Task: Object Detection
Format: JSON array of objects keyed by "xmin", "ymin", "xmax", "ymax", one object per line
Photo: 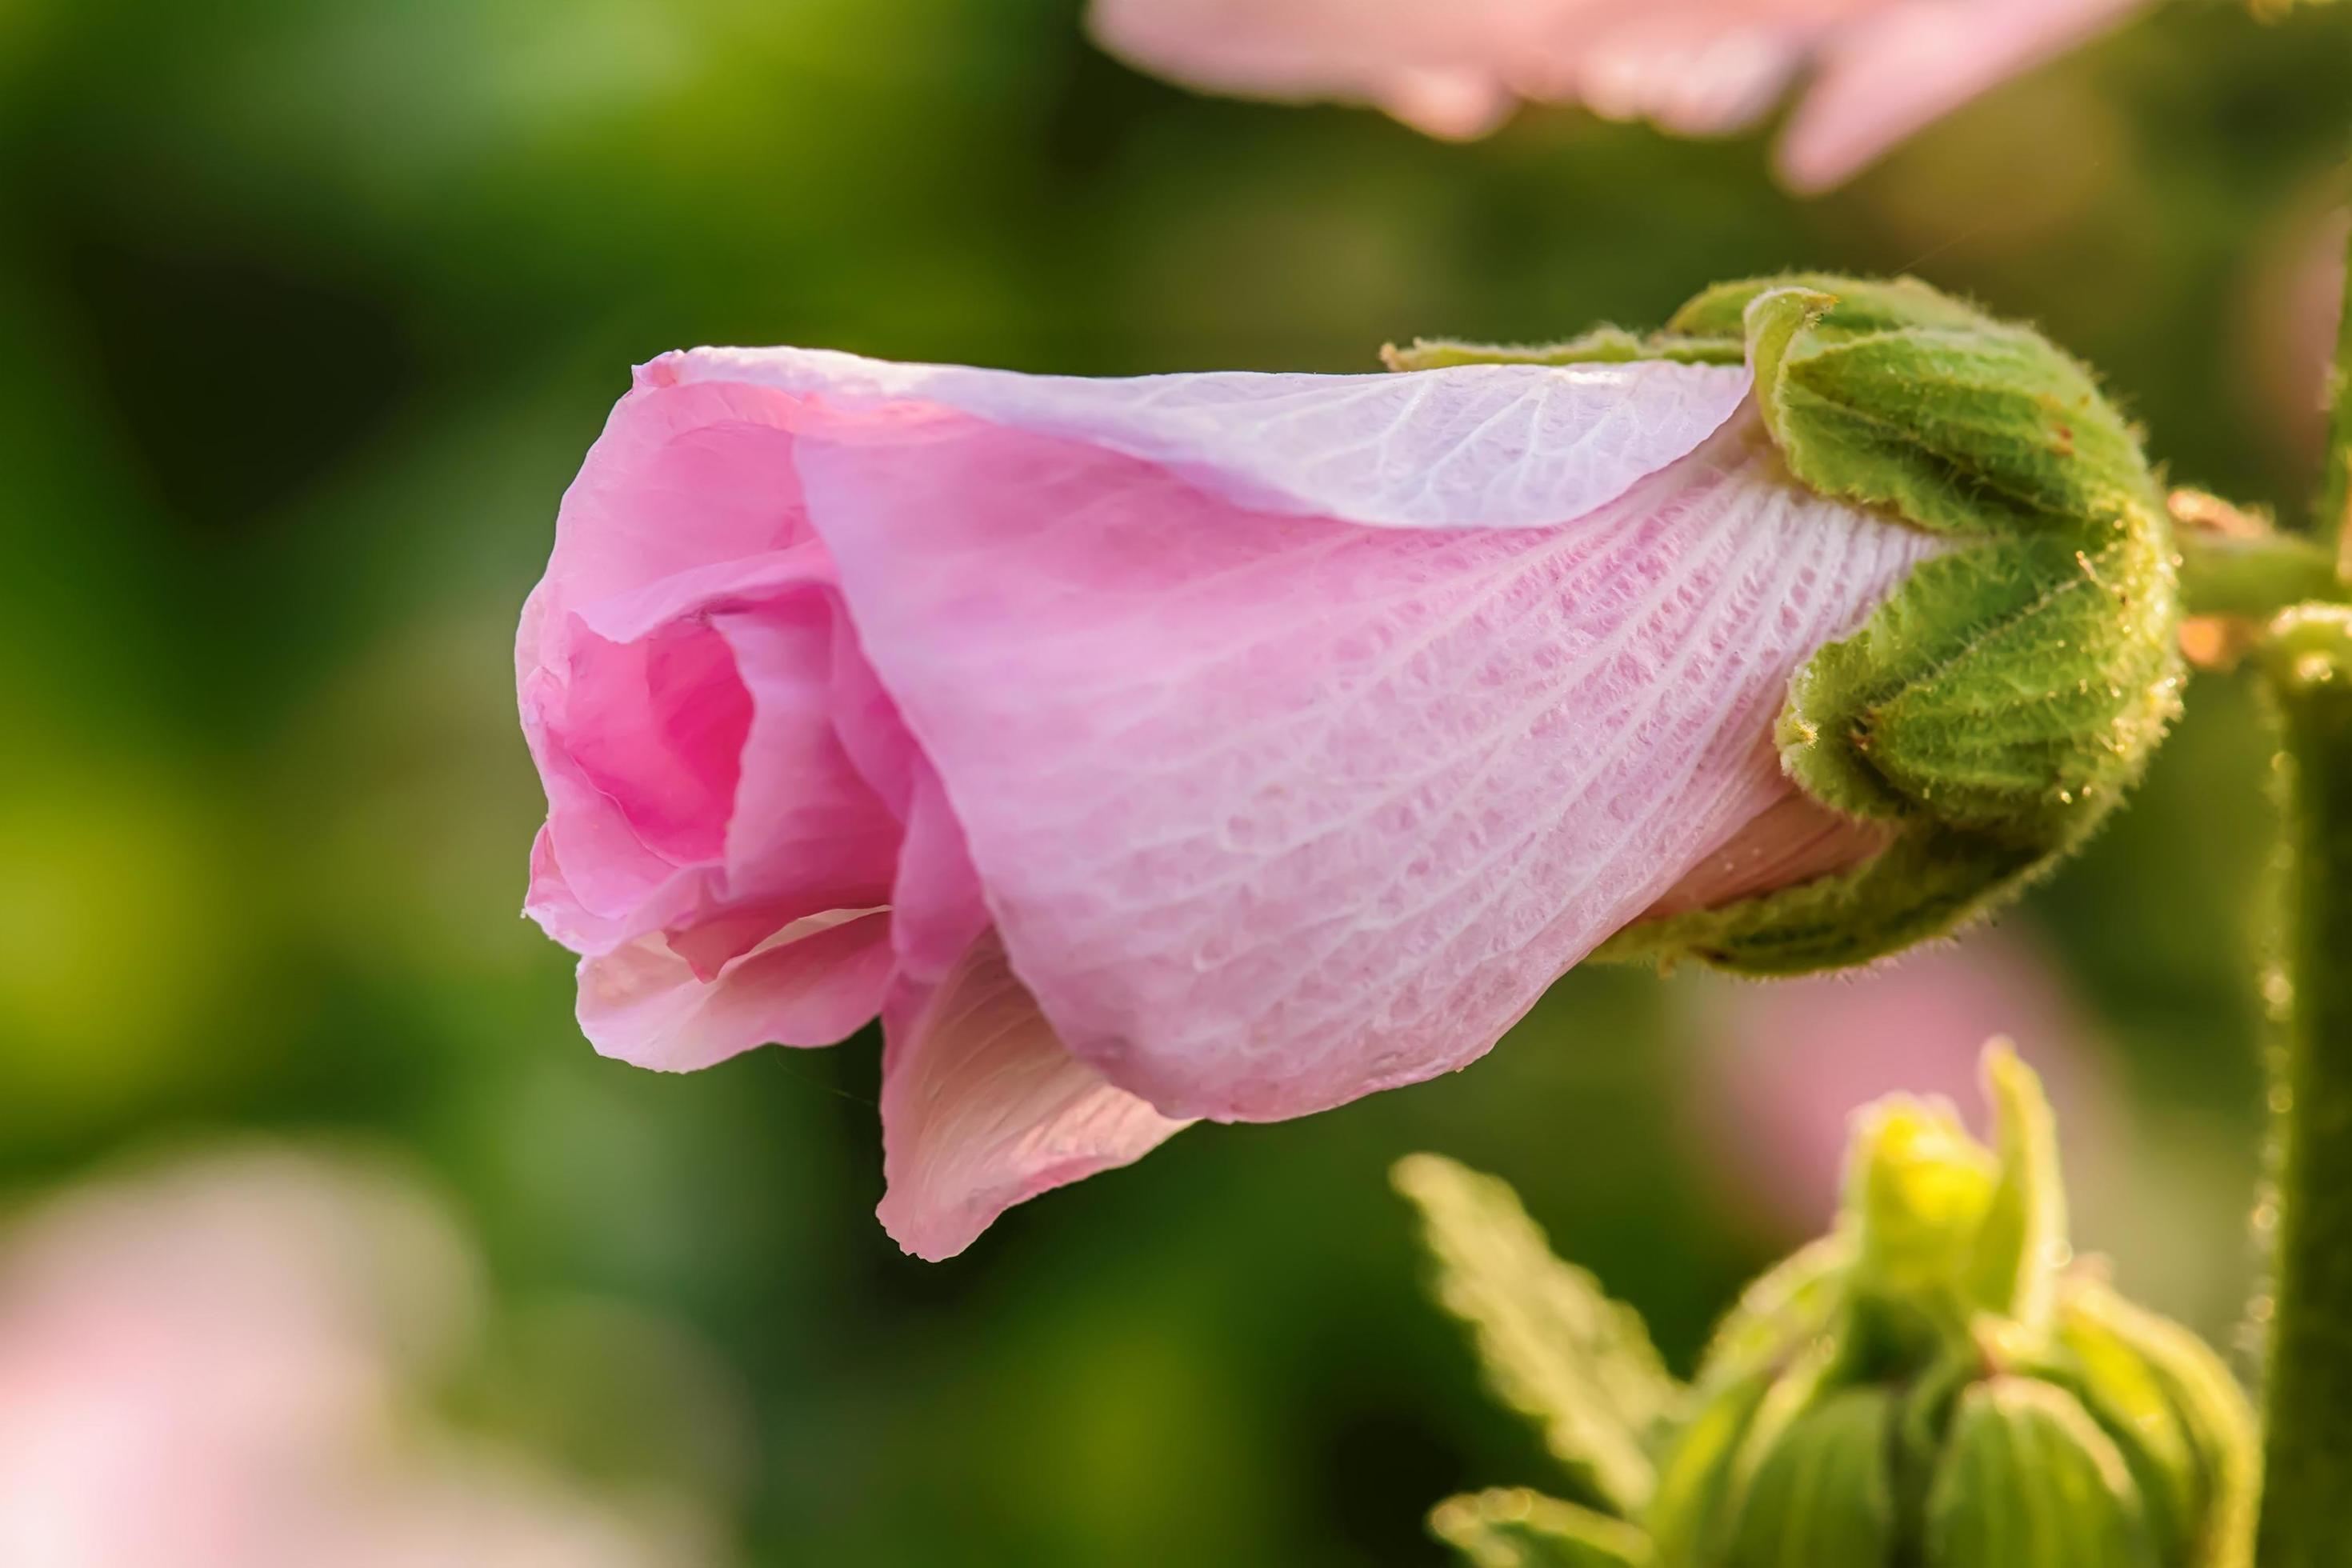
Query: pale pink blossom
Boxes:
[
  {"xmin": 518, "ymin": 346, "xmax": 1945, "ymax": 1258},
  {"xmin": 2244, "ymin": 203, "xmax": 2348, "ymax": 469},
  {"xmin": 1088, "ymin": 0, "xmax": 2147, "ymax": 191},
  {"xmin": 0, "ymin": 1150, "xmax": 720, "ymax": 1568}
]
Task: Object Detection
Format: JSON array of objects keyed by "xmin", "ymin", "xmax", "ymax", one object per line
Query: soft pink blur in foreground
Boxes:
[
  {"xmin": 518, "ymin": 347, "xmax": 1944, "ymax": 1257},
  {"xmin": 0, "ymin": 1150, "xmax": 722, "ymax": 1568},
  {"xmin": 1088, "ymin": 0, "xmax": 2146, "ymax": 191}
]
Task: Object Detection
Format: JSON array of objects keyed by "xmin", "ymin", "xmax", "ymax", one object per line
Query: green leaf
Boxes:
[
  {"xmin": 1381, "ymin": 326, "xmax": 1743, "ymax": 371},
  {"xmin": 1648, "ymin": 1366, "xmax": 1776, "ymax": 1568},
  {"xmin": 1430, "ymin": 1490, "xmax": 1653, "ymax": 1567},
  {"xmin": 1593, "ymin": 825, "xmax": 2041, "ymax": 977},
  {"xmin": 1966, "ymin": 1042, "xmax": 2066, "ymax": 1326},
  {"xmin": 1770, "ymin": 322, "xmax": 2150, "ymax": 537},
  {"xmin": 1669, "ymin": 274, "xmax": 1990, "ymax": 341},
  {"xmin": 1394, "ymin": 1155, "xmax": 1683, "ymax": 1512}
]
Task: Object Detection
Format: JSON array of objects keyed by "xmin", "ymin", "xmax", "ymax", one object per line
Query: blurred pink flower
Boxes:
[
  {"xmin": 1681, "ymin": 929, "xmax": 2117, "ymax": 1237},
  {"xmin": 0, "ymin": 1150, "xmax": 721, "ymax": 1568},
  {"xmin": 2244, "ymin": 203, "xmax": 2347, "ymax": 470},
  {"xmin": 518, "ymin": 347, "xmax": 1944, "ymax": 1258},
  {"xmin": 1088, "ymin": 0, "xmax": 2146, "ymax": 191}
]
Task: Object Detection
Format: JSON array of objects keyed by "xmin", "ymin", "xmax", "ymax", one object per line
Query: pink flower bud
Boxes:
[{"xmin": 516, "ymin": 347, "xmax": 1943, "ymax": 1256}]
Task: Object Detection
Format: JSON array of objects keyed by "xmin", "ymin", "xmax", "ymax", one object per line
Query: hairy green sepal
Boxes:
[
  {"xmin": 1417, "ymin": 275, "xmax": 2183, "ymax": 975},
  {"xmin": 1406, "ymin": 1048, "xmax": 2255, "ymax": 1568}
]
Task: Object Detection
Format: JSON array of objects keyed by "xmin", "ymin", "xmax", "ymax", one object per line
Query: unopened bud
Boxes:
[
  {"xmin": 1652, "ymin": 1047, "xmax": 2252, "ymax": 1567},
  {"xmin": 1580, "ymin": 275, "xmax": 2182, "ymax": 976}
]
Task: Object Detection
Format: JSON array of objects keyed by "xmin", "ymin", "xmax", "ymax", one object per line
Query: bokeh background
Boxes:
[{"xmin": 3, "ymin": 1, "xmax": 2348, "ymax": 1562}]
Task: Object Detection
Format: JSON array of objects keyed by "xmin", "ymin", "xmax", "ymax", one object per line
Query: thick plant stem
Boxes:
[
  {"xmin": 2254, "ymin": 611, "xmax": 2352, "ymax": 1568},
  {"xmin": 2178, "ymin": 530, "xmax": 2349, "ymax": 618},
  {"xmin": 2252, "ymin": 180, "xmax": 2352, "ymax": 1568}
]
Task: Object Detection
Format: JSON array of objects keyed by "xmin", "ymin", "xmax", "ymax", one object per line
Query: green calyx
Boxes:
[
  {"xmin": 1404, "ymin": 1046, "xmax": 2256, "ymax": 1568},
  {"xmin": 1408, "ymin": 274, "xmax": 2184, "ymax": 977}
]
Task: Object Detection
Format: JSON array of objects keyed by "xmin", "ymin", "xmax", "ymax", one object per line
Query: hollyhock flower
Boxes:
[
  {"xmin": 0, "ymin": 1150, "xmax": 722, "ymax": 1568},
  {"xmin": 518, "ymin": 276, "xmax": 2179, "ymax": 1258},
  {"xmin": 1086, "ymin": 0, "xmax": 2147, "ymax": 191}
]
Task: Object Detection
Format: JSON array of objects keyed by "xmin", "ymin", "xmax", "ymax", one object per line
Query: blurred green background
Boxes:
[{"xmin": 2, "ymin": 1, "xmax": 2347, "ymax": 1561}]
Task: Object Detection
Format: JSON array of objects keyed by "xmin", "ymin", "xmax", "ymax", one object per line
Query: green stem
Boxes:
[
  {"xmin": 2178, "ymin": 532, "xmax": 2349, "ymax": 619},
  {"xmin": 2254, "ymin": 611, "xmax": 2352, "ymax": 1568},
  {"xmin": 2251, "ymin": 169, "xmax": 2352, "ymax": 1568}
]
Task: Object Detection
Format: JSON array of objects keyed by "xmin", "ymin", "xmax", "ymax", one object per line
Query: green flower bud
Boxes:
[
  {"xmin": 1723, "ymin": 1386, "xmax": 1898, "ymax": 1567},
  {"xmin": 1652, "ymin": 1046, "xmax": 2253, "ymax": 1568},
  {"xmin": 1405, "ymin": 1046, "xmax": 2254, "ymax": 1568},
  {"xmin": 1418, "ymin": 275, "xmax": 2186, "ymax": 977}
]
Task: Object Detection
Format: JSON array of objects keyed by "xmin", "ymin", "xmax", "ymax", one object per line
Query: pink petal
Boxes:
[
  {"xmin": 707, "ymin": 600, "xmax": 906, "ymax": 926},
  {"xmin": 1774, "ymin": 0, "xmax": 2148, "ymax": 192},
  {"xmin": 522, "ymin": 384, "xmax": 819, "ymax": 637},
  {"xmin": 1089, "ymin": 0, "xmax": 1530, "ymax": 115},
  {"xmin": 1641, "ymin": 778, "xmax": 1895, "ymax": 920},
  {"xmin": 638, "ymin": 349, "xmax": 1754, "ymax": 530},
  {"xmin": 549, "ymin": 613, "xmax": 750, "ymax": 869},
  {"xmin": 1086, "ymin": 0, "xmax": 1850, "ymax": 138},
  {"xmin": 521, "ymin": 489, "xmax": 906, "ymax": 966},
  {"xmin": 785, "ymin": 397, "xmax": 1941, "ymax": 1119},
  {"xmin": 878, "ymin": 933, "xmax": 1191, "ymax": 1262},
  {"xmin": 1089, "ymin": 0, "xmax": 2138, "ymax": 192},
  {"xmin": 577, "ymin": 910, "xmax": 894, "ymax": 1070},
  {"xmin": 1533, "ymin": 11, "xmax": 1821, "ymax": 136},
  {"xmin": 1376, "ymin": 68, "xmax": 1518, "ymax": 141}
]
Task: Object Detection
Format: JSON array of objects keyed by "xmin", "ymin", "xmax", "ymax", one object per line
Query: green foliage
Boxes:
[
  {"xmin": 1410, "ymin": 1050, "xmax": 2258, "ymax": 1568},
  {"xmin": 1383, "ymin": 330, "xmax": 1743, "ymax": 369},
  {"xmin": 1393, "ymin": 1154, "xmax": 1683, "ymax": 1514},
  {"xmin": 1967, "ymin": 1044, "xmax": 2067, "ymax": 1330},
  {"xmin": 1430, "ymin": 1490, "xmax": 1653, "ymax": 1567},
  {"xmin": 1594, "ymin": 276, "xmax": 2184, "ymax": 976}
]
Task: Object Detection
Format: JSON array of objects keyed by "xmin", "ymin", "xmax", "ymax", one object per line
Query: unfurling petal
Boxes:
[
  {"xmin": 878, "ymin": 934, "xmax": 1192, "ymax": 1261},
  {"xmin": 577, "ymin": 910, "xmax": 894, "ymax": 1071}
]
